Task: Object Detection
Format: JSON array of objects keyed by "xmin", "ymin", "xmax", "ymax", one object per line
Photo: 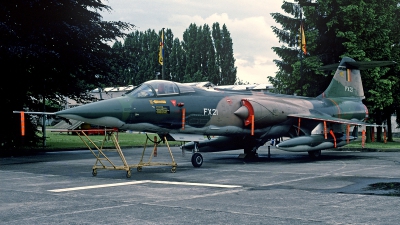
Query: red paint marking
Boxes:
[
  {"xmin": 327, "ymin": 98, "xmax": 341, "ymax": 118},
  {"xmin": 241, "ymin": 99, "xmax": 254, "ymax": 126},
  {"xmin": 181, "ymin": 108, "xmax": 186, "ymax": 130},
  {"xmin": 251, "ymin": 115, "xmax": 254, "ymax": 136}
]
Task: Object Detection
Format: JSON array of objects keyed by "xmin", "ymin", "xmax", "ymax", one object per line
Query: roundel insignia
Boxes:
[{"xmin": 171, "ymin": 100, "xmax": 177, "ymax": 107}]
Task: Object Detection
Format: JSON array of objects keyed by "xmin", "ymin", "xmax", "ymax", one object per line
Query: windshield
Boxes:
[
  {"xmin": 127, "ymin": 80, "xmax": 195, "ymax": 97},
  {"xmin": 148, "ymin": 80, "xmax": 179, "ymax": 95},
  {"xmin": 127, "ymin": 84, "xmax": 155, "ymax": 97}
]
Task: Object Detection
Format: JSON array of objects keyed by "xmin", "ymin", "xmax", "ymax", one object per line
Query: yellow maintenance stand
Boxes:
[{"xmin": 73, "ymin": 129, "xmax": 177, "ymax": 178}]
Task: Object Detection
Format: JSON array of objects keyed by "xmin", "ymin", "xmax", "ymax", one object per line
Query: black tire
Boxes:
[
  {"xmin": 308, "ymin": 150, "xmax": 321, "ymax": 159},
  {"xmin": 191, "ymin": 153, "xmax": 203, "ymax": 167}
]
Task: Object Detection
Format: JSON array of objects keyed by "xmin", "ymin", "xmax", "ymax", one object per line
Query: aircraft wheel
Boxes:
[
  {"xmin": 308, "ymin": 150, "xmax": 321, "ymax": 159},
  {"xmin": 191, "ymin": 153, "xmax": 203, "ymax": 168},
  {"xmin": 171, "ymin": 167, "xmax": 176, "ymax": 173},
  {"xmin": 92, "ymin": 169, "xmax": 97, "ymax": 176},
  {"xmin": 126, "ymin": 170, "xmax": 132, "ymax": 178},
  {"xmin": 137, "ymin": 167, "xmax": 142, "ymax": 172}
]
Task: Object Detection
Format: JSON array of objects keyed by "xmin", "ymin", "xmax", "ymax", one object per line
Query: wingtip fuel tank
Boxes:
[{"xmin": 276, "ymin": 135, "xmax": 357, "ymax": 152}]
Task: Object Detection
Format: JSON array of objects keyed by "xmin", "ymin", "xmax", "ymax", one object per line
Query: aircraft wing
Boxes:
[
  {"xmin": 287, "ymin": 114, "xmax": 379, "ymax": 126},
  {"xmin": 13, "ymin": 111, "xmax": 56, "ymax": 115}
]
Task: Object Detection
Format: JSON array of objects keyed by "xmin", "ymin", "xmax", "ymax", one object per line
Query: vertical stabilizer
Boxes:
[{"xmin": 319, "ymin": 57, "xmax": 364, "ymax": 99}]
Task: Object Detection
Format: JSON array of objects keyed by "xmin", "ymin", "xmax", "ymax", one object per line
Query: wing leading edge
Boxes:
[{"xmin": 287, "ymin": 114, "xmax": 379, "ymax": 127}]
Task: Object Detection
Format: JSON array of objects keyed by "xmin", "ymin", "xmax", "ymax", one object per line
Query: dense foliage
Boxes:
[
  {"xmin": 270, "ymin": 0, "xmax": 400, "ymax": 141},
  {"xmin": 0, "ymin": 0, "xmax": 133, "ymax": 153},
  {"xmin": 110, "ymin": 23, "xmax": 237, "ymax": 86}
]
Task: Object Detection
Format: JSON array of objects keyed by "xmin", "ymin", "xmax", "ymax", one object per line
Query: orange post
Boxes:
[
  {"xmin": 20, "ymin": 112, "xmax": 25, "ymax": 136},
  {"xmin": 361, "ymin": 130, "xmax": 366, "ymax": 148},
  {"xmin": 383, "ymin": 127, "xmax": 387, "ymax": 144},
  {"xmin": 346, "ymin": 124, "xmax": 350, "ymax": 144},
  {"xmin": 324, "ymin": 121, "xmax": 327, "ymax": 139},
  {"xmin": 371, "ymin": 127, "xmax": 375, "ymax": 142}
]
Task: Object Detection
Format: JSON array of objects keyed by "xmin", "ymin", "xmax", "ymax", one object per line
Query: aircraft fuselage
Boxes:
[{"xmin": 56, "ymin": 80, "xmax": 367, "ymax": 142}]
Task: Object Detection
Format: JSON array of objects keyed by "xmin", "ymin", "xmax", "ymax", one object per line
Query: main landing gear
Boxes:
[
  {"xmin": 308, "ymin": 150, "xmax": 321, "ymax": 159},
  {"xmin": 240, "ymin": 146, "xmax": 259, "ymax": 159}
]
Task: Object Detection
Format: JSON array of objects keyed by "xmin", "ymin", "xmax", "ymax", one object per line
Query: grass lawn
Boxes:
[
  {"xmin": 39, "ymin": 129, "xmax": 400, "ymax": 152},
  {"xmin": 41, "ymin": 130, "xmax": 182, "ymax": 151},
  {"xmin": 338, "ymin": 137, "xmax": 400, "ymax": 151}
]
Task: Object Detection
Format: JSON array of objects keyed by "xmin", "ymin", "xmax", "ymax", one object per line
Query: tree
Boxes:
[
  {"xmin": 326, "ymin": 0, "xmax": 399, "ymax": 141},
  {"xmin": 212, "ymin": 23, "xmax": 237, "ymax": 85},
  {"xmin": 113, "ymin": 23, "xmax": 237, "ymax": 85},
  {"xmin": 270, "ymin": 1, "xmax": 330, "ymax": 97},
  {"xmin": 270, "ymin": 0, "xmax": 400, "ymax": 141},
  {"xmin": 182, "ymin": 23, "xmax": 203, "ymax": 81},
  {"xmin": 0, "ymin": 0, "xmax": 133, "ymax": 153},
  {"xmin": 163, "ymin": 29, "xmax": 174, "ymax": 81},
  {"xmin": 169, "ymin": 38, "xmax": 186, "ymax": 82}
]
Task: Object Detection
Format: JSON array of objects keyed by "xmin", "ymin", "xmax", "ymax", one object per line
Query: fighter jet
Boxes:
[{"xmin": 55, "ymin": 57, "xmax": 395, "ymax": 167}]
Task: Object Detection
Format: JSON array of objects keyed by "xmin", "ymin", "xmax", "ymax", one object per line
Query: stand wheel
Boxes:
[
  {"xmin": 137, "ymin": 167, "xmax": 142, "ymax": 172},
  {"xmin": 191, "ymin": 153, "xmax": 203, "ymax": 167},
  {"xmin": 92, "ymin": 169, "xmax": 97, "ymax": 176},
  {"xmin": 171, "ymin": 167, "xmax": 177, "ymax": 173},
  {"xmin": 126, "ymin": 170, "xmax": 132, "ymax": 178}
]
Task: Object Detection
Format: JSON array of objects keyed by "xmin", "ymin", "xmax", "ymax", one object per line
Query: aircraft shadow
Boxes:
[{"xmin": 206, "ymin": 152, "xmax": 368, "ymax": 165}]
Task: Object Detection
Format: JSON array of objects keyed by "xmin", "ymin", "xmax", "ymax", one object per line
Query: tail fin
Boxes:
[
  {"xmin": 318, "ymin": 57, "xmax": 396, "ymax": 99},
  {"xmin": 319, "ymin": 57, "xmax": 364, "ymax": 99}
]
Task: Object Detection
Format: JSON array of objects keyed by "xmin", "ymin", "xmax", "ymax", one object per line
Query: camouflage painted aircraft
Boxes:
[{"xmin": 55, "ymin": 57, "xmax": 395, "ymax": 167}]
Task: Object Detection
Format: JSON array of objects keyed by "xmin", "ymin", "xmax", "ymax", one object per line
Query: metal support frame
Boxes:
[
  {"xmin": 136, "ymin": 135, "xmax": 177, "ymax": 173},
  {"xmin": 73, "ymin": 130, "xmax": 177, "ymax": 178}
]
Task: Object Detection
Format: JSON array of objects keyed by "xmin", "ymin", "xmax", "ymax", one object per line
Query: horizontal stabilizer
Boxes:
[{"xmin": 319, "ymin": 61, "xmax": 396, "ymax": 71}]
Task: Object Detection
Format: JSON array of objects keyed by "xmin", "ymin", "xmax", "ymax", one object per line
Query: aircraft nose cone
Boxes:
[
  {"xmin": 55, "ymin": 98, "xmax": 126, "ymax": 127},
  {"xmin": 234, "ymin": 106, "xmax": 249, "ymax": 119}
]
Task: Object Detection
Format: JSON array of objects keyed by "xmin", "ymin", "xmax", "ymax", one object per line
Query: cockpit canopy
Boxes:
[{"xmin": 127, "ymin": 80, "xmax": 195, "ymax": 98}]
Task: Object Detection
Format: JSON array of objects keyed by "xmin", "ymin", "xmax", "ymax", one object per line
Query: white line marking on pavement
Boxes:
[
  {"xmin": 48, "ymin": 180, "xmax": 148, "ymax": 192},
  {"xmin": 48, "ymin": 180, "xmax": 242, "ymax": 192},
  {"xmin": 149, "ymin": 180, "xmax": 242, "ymax": 188}
]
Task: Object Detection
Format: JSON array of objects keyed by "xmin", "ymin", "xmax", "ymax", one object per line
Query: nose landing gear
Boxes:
[
  {"xmin": 191, "ymin": 152, "xmax": 203, "ymax": 167},
  {"xmin": 190, "ymin": 142, "xmax": 203, "ymax": 167}
]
